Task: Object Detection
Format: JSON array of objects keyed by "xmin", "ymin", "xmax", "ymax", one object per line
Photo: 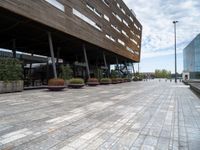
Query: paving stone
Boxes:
[{"xmin": 0, "ymin": 81, "xmax": 199, "ymax": 149}]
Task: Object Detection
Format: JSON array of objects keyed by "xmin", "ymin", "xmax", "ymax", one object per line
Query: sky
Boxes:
[{"xmin": 124, "ymin": 0, "xmax": 200, "ymax": 73}]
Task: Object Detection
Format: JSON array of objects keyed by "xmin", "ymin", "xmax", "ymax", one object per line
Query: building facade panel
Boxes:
[
  {"xmin": 183, "ymin": 34, "xmax": 200, "ymax": 79},
  {"xmin": 0, "ymin": 0, "xmax": 142, "ymax": 62}
]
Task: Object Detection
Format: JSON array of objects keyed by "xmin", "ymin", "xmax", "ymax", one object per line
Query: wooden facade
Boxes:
[{"xmin": 0, "ymin": 0, "xmax": 142, "ymax": 62}]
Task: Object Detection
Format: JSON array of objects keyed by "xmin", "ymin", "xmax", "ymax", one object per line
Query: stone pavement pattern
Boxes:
[{"xmin": 0, "ymin": 80, "xmax": 200, "ymax": 150}]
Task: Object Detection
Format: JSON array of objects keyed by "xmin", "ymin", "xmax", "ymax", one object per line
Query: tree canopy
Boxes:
[{"xmin": 155, "ymin": 69, "xmax": 171, "ymax": 79}]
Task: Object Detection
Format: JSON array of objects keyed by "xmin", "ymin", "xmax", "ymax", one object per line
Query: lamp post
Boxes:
[{"xmin": 173, "ymin": 21, "xmax": 178, "ymax": 83}]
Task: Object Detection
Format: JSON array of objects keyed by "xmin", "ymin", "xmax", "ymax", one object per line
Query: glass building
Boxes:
[{"xmin": 183, "ymin": 34, "xmax": 200, "ymax": 79}]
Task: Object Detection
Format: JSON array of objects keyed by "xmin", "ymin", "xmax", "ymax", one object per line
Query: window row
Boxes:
[
  {"xmin": 114, "ymin": 0, "xmax": 141, "ymax": 31},
  {"xmin": 131, "ymin": 30, "xmax": 141, "ymax": 39},
  {"xmin": 101, "ymin": 0, "xmax": 110, "ymax": 7},
  {"xmin": 111, "ymin": 23, "xmax": 140, "ymax": 42},
  {"xmin": 117, "ymin": 3, "xmax": 126, "ymax": 15},
  {"xmin": 45, "ymin": 0, "xmax": 141, "ymax": 33},
  {"xmin": 45, "ymin": 0, "xmax": 65, "ymax": 12},
  {"xmin": 86, "ymin": 3, "xmax": 102, "ymax": 18},
  {"xmin": 72, "ymin": 8, "xmax": 102, "ymax": 31},
  {"xmin": 73, "ymin": 8, "xmax": 140, "ymax": 48},
  {"xmin": 85, "ymin": 2, "xmax": 140, "ymax": 39},
  {"xmin": 112, "ymin": 10, "xmax": 141, "ymax": 32},
  {"xmin": 105, "ymin": 33, "xmax": 140, "ymax": 55}
]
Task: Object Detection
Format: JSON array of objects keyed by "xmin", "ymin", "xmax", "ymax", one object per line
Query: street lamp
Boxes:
[{"xmin": 173, "ymin": 21, "xmax": 178, "ymax": 83}]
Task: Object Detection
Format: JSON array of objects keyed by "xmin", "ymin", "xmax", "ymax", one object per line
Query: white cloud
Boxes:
[
  {"xmin": 124, "ymin": 0, "xmax": 200, "ymax": 59},
  {"xmin": 142, "ymin": 49, "xmax": 182, "ymax": 59}
]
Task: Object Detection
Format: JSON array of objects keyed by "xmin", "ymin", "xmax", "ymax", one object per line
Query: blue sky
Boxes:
[{"xmin": 124, "ymin": 0, "xmax": 200, "ymax": 73}]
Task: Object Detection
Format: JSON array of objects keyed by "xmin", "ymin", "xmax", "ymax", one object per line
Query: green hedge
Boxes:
[
  {"xmin": 0, "ymin": 58, "xmax": 23, "ymax": 81},
  {"xmin": 100, "ymin": 78, "xmax": 111, "ymax": 84},
  {"xmin": 69, "ymin": 78, "xmax": 84, "ymax": 84}
]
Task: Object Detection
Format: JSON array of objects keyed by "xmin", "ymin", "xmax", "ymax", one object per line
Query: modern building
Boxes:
[
  {"xmin": 183, "ymin": 34, "xmax": 200, "ymax": 80},
  {"xmin": 0, "ymin": 0, "xmax": 142, "ymax": 82}
]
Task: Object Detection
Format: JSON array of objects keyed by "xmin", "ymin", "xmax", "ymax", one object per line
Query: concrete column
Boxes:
[
  {"xmin": 12, "ymin": 39, "xmax": 16, "ymax": 58},
  {"xmin": 125, "ymin": 61, "xmax": 128, "ymax": 74},
  {"xmin": 116, "ymin": 56, "xmax": 120, "ymax": 76},
  {"xmin": 83, "ymin": 44, "xmax": 90, "ymax": 78},
  {"xmin": 56, "ymin": 47, "xmax": 60, "ymax": 65},
  {"xmin": 103, "ymin": 52, "xmax": 108, "ymax": 69},
  {"xmin": 103, "ymin": 52, "xmax": 109, "ymax": 77},
  {"xmin": 29, "ymin": 53, "xmax": 34, "ymax": 77},
  {"xmin": 47, "ymin": 32, "xmax": 57, "ymax": 79},
  {"xmin": 131, "ymin": 63, "xmax": 135, "ymax": 75},
  {"xmin": 46, "ymin": 58, "xmax": 49, "ymax": 81}
]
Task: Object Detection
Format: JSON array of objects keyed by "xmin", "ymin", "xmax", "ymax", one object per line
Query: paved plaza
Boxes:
[{"xmin": 0, "ymin": 80, "xmax": 200, "ymax": 150}]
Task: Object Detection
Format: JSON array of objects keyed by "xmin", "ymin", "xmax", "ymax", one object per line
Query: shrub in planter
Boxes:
[
  {"xmin": 116, "ymin": 78, "xmax": 123, "ymax": 83},
  {"xmin": 111, "ymin": 78, "xmax": 118, "ymax": 84},
  {"xmin": 68, "ymin": 78, "xmax": 85, "ymax": 88},
  {"xmin": 87, "ymin": 78, "xmax": 99, "ymax": 86},
  {"xmin": 100, "ymin": 78, "xmax": 111, "ymax": 85},
  {"xmin": 48, "ymin": 78, "xmax": 65, "ymax": 91},
  {"xmin": 133, "ymin": 76, "xmax": 140, "ymax": 81},
  {"xmin": 0, "ymin": 58, "xmax": 23, "ymax": 93},
  {"xmin": 59, "ymin": 64, "xmax": 73, "ymax": 86},
  {"xmin": 110, "ymin": 70, "xmax": 119, "ymax": 78},
  {"xmin": 111, "ymin": 78, "xmax": 124, "ymax": 84},
  {"xmin": 133, "ymin": 72, "xmax": 144, "ymax": 81},
  {"xmin": 124, "ymin": 78, "xmax": 132, "ymax": 82},
  {"xmin": 94, "ymin": 68, "xmax": 103, "ymax": 80}
]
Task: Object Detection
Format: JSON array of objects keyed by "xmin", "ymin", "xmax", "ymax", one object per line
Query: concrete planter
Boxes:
[
  {"xmin": 0, "ymin": 81, "xmax": 4, "ymax": 93},
  {"xmin": 16, "ymin": 80, "xmax": 24, "ymax": 92},
  {"xmin": 100, "ymin": 82, "xmax": 110, "ymax": 85},
  {"xmin": 68, "ymin": 84, "xmax": 85, "ymax": 88},
  {"xmin": 111, "ymin": 78, "xmax": 118, "ymax": 84},
  {"xmin": 47, "ymin": 86, "xmax": 65, "ymax": 91},
  {"xmin": 64, "ymin": 80, "xmax": 70, "ymax": 87},
  {"xmin": 0, "ymin": 80, "xmax": 24, "ymax": 94},
  {"xmin": 100, "ymin": 78, "xmax": 111, "ymax": 85},
  {"xmin": 87, "ymin": 78, "xmax": 99, "ymax": 86},
  {"xmin": 87, "ymin": 82, "xmax": 99, "ymax": 86}
]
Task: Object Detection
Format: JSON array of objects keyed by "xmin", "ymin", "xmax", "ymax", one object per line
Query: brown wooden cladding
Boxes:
[{"xmin": 0, "ymin": 0, "xmax": 142, "ymax": 62}]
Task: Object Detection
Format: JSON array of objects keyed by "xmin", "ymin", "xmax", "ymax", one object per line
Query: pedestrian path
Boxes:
[{"xmin": 0, "ymin": 81, "xmax": 199, "ymax": 150}]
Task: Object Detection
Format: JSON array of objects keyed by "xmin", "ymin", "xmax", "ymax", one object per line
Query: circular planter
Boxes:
[
  {"xmin": 47, "ymin": 86, "xmax": 66, "ymax": 91},
  {"xmin": 111, "ymin": 79, "xmax": 118, "ymax": 84},
  {"xmin": 112, "ymin": 81, "xmax": 118, "ymax": 84},
  {"xmin": 68, "ymin": 84, "xmax": 85, "ymax": 88},
  {"xmin": 48, "ymin": 78, "xmax": 65, "ymax": 91},
  {"xmin": 100, "ymin": 78, "xmax": 111, "ymax": 85},
  {"xmin": 125, "ymin": 79, "xmax": 131, "ymax": 82},
  {"xmin": 87, "ymin": 78, "xmax": 99, "ymax": 86},
  {"xmin": 87, "ymin": 82, "xmax": 99, "ymax": 86},
  {"xmin": 100, "ymin": 82, "xmax": 110, "ymax": 85}
]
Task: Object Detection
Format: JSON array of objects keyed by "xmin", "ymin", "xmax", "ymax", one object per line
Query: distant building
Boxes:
[{"xmin": 183, "ymin": 34, "xmax": 200, "ymax": 80}]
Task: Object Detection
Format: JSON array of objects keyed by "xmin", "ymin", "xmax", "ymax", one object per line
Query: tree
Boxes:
[
  {"xmin": 154, "ymin": 69, "xmax": 171, "ymax": 78},
  {"xmin": 59, "ymin": 64, "xmax": 73, "ymax": 80}
]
